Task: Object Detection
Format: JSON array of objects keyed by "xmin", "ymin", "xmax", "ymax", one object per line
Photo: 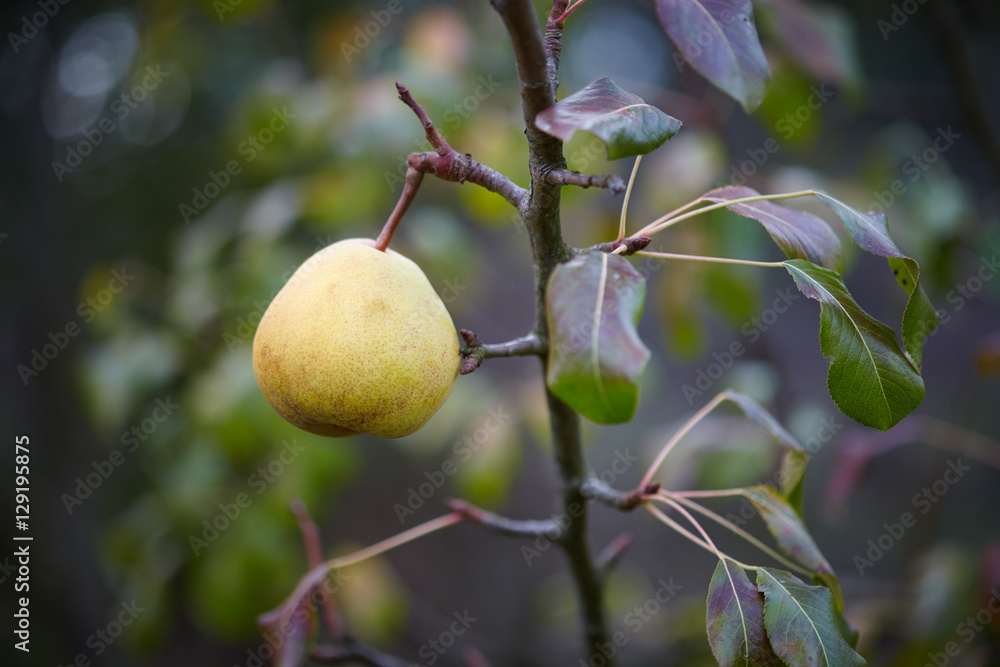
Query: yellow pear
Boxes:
[{"xmin": 253, "ymin": 238, "xmax": 459, "ymax": 438}]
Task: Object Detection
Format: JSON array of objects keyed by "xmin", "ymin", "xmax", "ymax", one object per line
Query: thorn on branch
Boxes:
[
  {"xmin": 545, "ymin": 168, "xmax": 627, "ymax": 194},
  {"xmin": 590, "ymin": 236, "xmax": 652, "ymax": 256}
]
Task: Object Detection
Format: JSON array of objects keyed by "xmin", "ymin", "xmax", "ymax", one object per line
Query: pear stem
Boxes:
[{"xmin": 373, "ymin": 167, "xmax": 424, "ymax": 252}]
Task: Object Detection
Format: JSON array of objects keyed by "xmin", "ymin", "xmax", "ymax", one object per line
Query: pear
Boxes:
[{"xmin": 253, "ymin": 238, "xmax": 460, "ymax": 438}]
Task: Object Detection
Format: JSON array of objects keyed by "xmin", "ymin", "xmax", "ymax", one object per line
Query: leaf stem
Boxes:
[
  {"xmin": 662, "ymin": 493, "xmax": 813, "ymax": 577},
  {"xmin": 616, "ymin": 155, "xmax": 642, "ymax": 243},
  {"xmin": 643, "ymin": 503, "xmax": 757, "ymax": 571},
  {"xmin": 636, "ymin": 190, "xmax": 817, "ymax": 237},
  {"xmin": 634, "ymin": 251, "xmax": 787, "ymax": 268},
  {"xmin": 639, "ymin": 392, "xmax": 729, "ymax": 488}
]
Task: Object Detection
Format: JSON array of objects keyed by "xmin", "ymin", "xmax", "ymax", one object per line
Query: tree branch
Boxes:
[
  {"xmin": 446, "ymin": 499, "xmax": 562, "ymax": 538},
  {"xmin": 489, "ymin": 0, "xmax": 614, "ymax": 662},
  {"xmin": 290, "ymin": 499, "xmax": 344, "ymax": 639},
  {"xmin": 544, "ymin": 168, "xmax": 626, "ymax": 193},
  {"xmin": 544, "ymin": 0, "xmax": 571, "ymax": 95},
  {"xmin": 581, "ymin": 475, "xmax": 658, "ymax": 511},
  {"xmin": 396, "ymin": 83, "xmax": 528, "ymax": 212},
  {"xmin": 458, "ymin": 329, "xmax": 545, "ymax": 375}
]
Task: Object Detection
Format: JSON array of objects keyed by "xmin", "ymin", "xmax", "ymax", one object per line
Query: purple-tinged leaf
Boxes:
[
  {"xmin": 784, "ymin": 259, "xmax": 925, "ymax": 431},
  {"xmin": 546, "ymin": 251, "xmax": 651, "ymax": 424},
  {"xmin": 813, "ymin": 191, "xmax": 939, "ymax": 371},
  {"xmin": 707, "ymin": 559, "xmax": 784, "ymax": 666},
  {"xmin": 743, "ymin": 486, "xmax": 833, "ymax": 578},
  {"xmin": 757, "ymin": 568, "xmax": 866, "ymax": 666},
  {"xmin": 535, "ymin": 77, "xmax": 682, "ymax": 160},
  {"xmin": 657, "ymin": 0, "xmax": 771, "ymax": 112},
  {"xmin": 705, "ymin": 186, "xmax": 842, "ymax": 271}
]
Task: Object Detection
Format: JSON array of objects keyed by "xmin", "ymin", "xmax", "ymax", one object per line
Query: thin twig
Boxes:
[
  {"xmin": 581, "ymin": 475, "xmax": 658, "ymax": 510},
  {"xmin": 447, "ymin": 499, "xmax": 562, "ymax": 539},
  {"xmin": 396, "ymin": 83, "xmax": 527, "ymax": 212},
  {"xmin": 596, "ymin": 532, "xmax": 634, "ymax": 580},
  {"xmin": 290, "ymin": 500, "xmax": 344, "ymax": 638},
  {"xmin": 544, "ymin": 168, "xmax": 626, "ymax": 193},
  {"xmin": 459, "ymin": 330, "xmax": 545, "ymax": 375}
]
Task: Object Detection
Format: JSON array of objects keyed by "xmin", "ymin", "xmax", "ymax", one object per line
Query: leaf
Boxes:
[
  {"xmin": 656, "ymin": 0, "xmax": 771, "ymax": 112},
  {"xmin": 546, "ymin": 252, "xmax": 651, "ymax": 424},
  {"xmin": 813, "ymin": 190, "xmax": 939, "ymax": 370},
  {"xmin": 707, "ymin": 559, "xmax": 784, "ymax": 666},
  {"xmin": 705, "ymin": 186, "xmax": 842, "ymax": 271},
  {"xmin": 757, "ymin": 568, "xmax": 866, "ymax": 667},
  {"xmin": 743, "ymin": 486, "xmax": 832, "ymax": 576},
  {"xmin": 779, "ymin": 449, "xmax": 809, "ymax": 514},
  {"xmin": 535, "ymin": 77, "xmax": 682, "ymax": 160},
  {"xmin": 718, "ymin": 390, "xmax": 805, "ymax": 453},
  {"xmin": 783, "ymin": 259, "xmax": 924, "ymax": 431}
]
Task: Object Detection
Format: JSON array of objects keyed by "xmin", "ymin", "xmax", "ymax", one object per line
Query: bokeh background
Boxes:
[{"xmin": 3, "ymin": 0, "xmax": 1000, "ymax": 665}]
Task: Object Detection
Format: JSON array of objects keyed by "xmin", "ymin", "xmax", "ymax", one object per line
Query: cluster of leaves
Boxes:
[{"xmin": 534, "ymin": 1, "xmax": 939, "ymax": 664}]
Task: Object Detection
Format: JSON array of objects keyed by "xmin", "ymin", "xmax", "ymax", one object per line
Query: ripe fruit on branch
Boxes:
[{"xmin": 252, "ymin": 237, "xmax": 460, "ymax": 438}]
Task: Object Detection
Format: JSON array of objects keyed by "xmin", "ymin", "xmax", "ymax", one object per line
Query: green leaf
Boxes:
[
  {"xmin": 707, "ymin": 559, "xmax": 784, "ymax": 666},
  {"xmin": 535, "ymin": 77, "xmax": 682, "ymax": 160},
  {"xmin": 656, "ymin": 0, "xmax": 771, "ymax": 112},
  {"xmin": 743, "ymin": 486, "xmax": 832, "ymax": 576},
  {"xmin": 705, "ymin": 186, "xmax": 842, "ymax": 271},
  {"xmin": 757, "ymin": 568, "xmax": 866, "ymax": 666},
  {"xmin": 813, "ymin": 191, "xmax": 939, "ymax": 370},
  {"xmin": 783, "ymin": 259, "xmax": 924, "ymax": 430},
  {"xmin": 546, "ymin": 252, "xmax": 651, "ymax": 424}
]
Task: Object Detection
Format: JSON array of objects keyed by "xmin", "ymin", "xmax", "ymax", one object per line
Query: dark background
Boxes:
[{"xmin": 2, "ymin": 0, "xmax": 999, "ymax": 665}]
